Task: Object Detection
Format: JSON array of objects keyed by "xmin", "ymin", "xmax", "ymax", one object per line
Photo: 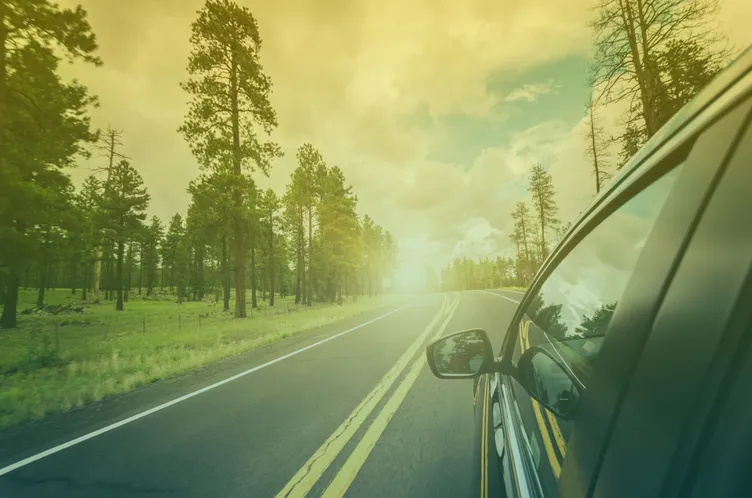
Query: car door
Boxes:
[
  {"xmin": 488, "ymin": 91, "xmax": 752, "ymax": 498},
  {"xmin": 496, "ymin": 163, "xmax": 685, "ymax": 498},
  {"xmin": 591, "ymin": 92, "xmax": 752, "ymax": 498}
]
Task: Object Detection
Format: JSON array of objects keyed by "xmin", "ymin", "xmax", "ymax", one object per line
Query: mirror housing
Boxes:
[
  {"xmin": 426, "ymin": 329, "xmax": 495, "ymax": 379},
  {"xmin": 515, "ymin": 346, "xmax": 582, "ymax": 420}
]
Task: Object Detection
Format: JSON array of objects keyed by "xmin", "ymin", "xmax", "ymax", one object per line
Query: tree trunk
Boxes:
[
  {"xmin": 107, "ymin": 255, "xmax": 114, "ymax": 301},
  {"xmin": 230, "ymin": 51, "xmax": 246, "ymax": 318},
  {"xmin": 81, "ymin": 263, "xmax": 88, "ymax": 301},
  {"xmin": 269, "ymin": 215, "xmax": 275, "ymax": 306},
  {"xmin": 250, "ymin": 244, "xmax": 257, "ymax": 309},
  {"xmin": 196, "ymin": 246, "xmax": 204, "ymax": 300},
  {"xmin": 534, "ymin": 196, "xmax": 547, "ymax": 261},
  {"xmin": 103, "ymin": 255, "xmax": 108, "ymax": 299},
  {"xmin": 146, "ymin": 261, "xmax": 153, "ymax": 296},
  {"xmin": 589, "ymin": 104, "xmax": 602, "ymax": 194},
  {"xmin": 260, "ymin": 266, "xmax": 266, "ymax": 301},
  {"xmin": 1, "ymin": 270, "xmax": 19, "ymax": 328},
  {"xmin": 0, "ymin": 270, "xmax": 6, "ymax": 307},
  {"xmin": 37, "ymin": 267, "xmax": 46, "ymax": 307},
  {"xmin": 116, "ymin": 240, "xmax": 125, "ymax": 311},
  {"xmin": 519, "ymin": 215, "xmax": 534, "ymax": 276},
  {"xmin": 138, "ymin": 246, "xmax": 143, "ymax": 295},
  {"xmin": 295, "ymin": 222, "xmax": 302, "ymax": 304},
  {"xmin": 299, "ymin": 210, "xmax": 306, "ymax": 305},
  {"xmin": 124, "ymin": 242, "xmax": 132, "ymax": 303},
  {"xmin": 306, "ymin": 206, "xmax": 313, "ymax": 306},
  {"xmin": 70, "ymin": 258, "xmax": 77, "ymax": 295},
  {"xmin": 222, "ymin": 236, "xmax": 230, "ymax": 312},
  {"xmin": 93, "ymin": 249, "xmax": 102, "ymax": 298},
  {"xmin": 169, "ymin": 254, "xmax": 174, "ymax": 292},
  {"xmin": 618, "ymin": 0, "xmax": 658, "ymax": 138}
]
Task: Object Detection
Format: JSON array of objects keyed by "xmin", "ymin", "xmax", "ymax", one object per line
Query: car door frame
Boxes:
[
  {"xmin": 592, "ymin": 89, "xmax": 752, "ymax": 498},
  {"xmin": 488, "ymin": 47, "xmax": 752, "ymax": 498}
]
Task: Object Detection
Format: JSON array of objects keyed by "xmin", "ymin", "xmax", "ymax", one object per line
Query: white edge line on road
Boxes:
[
  {"xmin": 0, "ymin": 304, "xmax": 411, "ymax": 477},
  {"xmin": 479, "ymin": 289, "xmax": 520, "ymax": 304}
]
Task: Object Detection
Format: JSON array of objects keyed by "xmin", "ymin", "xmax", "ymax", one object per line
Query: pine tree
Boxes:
[
  {"xmin": 178, "ymin": 0, "xmax": 282, "ymax": 318},
  {"xmin": 142, "ymin": 216, "xmax": 163, "ymax": 296},
  {"xmin": 98, "ymin": 160, "xmax": 149, "ymax": 311},
  {"xmin": 584, "ymin": 98, "xmax": 612, "ymax": 193},
  {"xmin": 528, "ymin": 164, "xmax": 558, "ymax": 261},
  {"xmin": 0, "ymin": 0, "xmax": 100, "ymax": 328},
  {"xmin": 282, "ymin": 167, "xmax": 308, "ymax": 305},
  {"xmin": 259, "ymin": 188, "xmax": 281, "ymax": 306},
  {"xmin": 511, "ymin": 201, "xmax": 536, "ymax": 280}
]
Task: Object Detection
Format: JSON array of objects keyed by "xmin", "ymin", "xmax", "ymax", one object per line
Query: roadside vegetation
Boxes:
[
  {"xmin": 0, "ymin": 0, "xmax": 733, "ymax": 426},
  {"xmin": 0, "ymin": 289, "xmax": 407, "ymax": 428},
  {"xmin": 0, "ymin": 0, "xmax": 403, "ymax": 429}
]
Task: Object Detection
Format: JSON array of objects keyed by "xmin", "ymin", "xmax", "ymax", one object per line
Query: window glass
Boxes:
[
  {"xmin": 509, "ymin": 164, "xmax": 684, "ymax": 494},
  {"xmin": 514, "ymin": 165, "xmax": 683, "ymax": 374}
]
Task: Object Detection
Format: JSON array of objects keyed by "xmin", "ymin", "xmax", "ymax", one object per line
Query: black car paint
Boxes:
[{"xmin": 473, "ymin": 46, "xmax": 752, "ymax": 498}]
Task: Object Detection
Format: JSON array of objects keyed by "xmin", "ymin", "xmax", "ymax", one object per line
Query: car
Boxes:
[{"xmin": 426, "ymin": 44, "xmax": 752, "ymax": 498}]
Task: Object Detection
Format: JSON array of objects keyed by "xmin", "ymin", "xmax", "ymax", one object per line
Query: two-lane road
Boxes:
[{"xmin": 0, "ymin": 290, "xmax": 524, "ymax": 498}]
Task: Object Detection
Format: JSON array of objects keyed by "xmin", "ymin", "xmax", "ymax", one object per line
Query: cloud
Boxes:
[
  {"xmin": 504, "ymin": 80, "xmax": 561, "ymax": 103},
  {"xmin": 54, "ymin": 0, "xmax": 752, "ymax": 274}
]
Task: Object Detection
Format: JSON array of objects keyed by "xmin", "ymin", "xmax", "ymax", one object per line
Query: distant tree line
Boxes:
[
  {"xmin": 0, "ymin": 0, "xmax": 397, "ymax": 329},
  {"xmin": 440, "ymin": 162, "xmax": 566, "ymax": 289},
  {"xmin": 439, "ymin": 256, "xmax": 517, "ymax": 291}
]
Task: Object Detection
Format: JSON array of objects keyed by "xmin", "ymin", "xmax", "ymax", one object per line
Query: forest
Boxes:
[
  {"xmin": 0, "ymin": 0, "xmax": 398, "ymax": 331},
  {"xmin": 0, "ymin": 0, "xmax": 402, "ymax": 427},
  {"xmin": 0, "ymin": 0, "xmax": 739, "ymax": 427}
]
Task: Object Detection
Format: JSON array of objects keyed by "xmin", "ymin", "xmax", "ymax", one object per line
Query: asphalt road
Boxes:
[{"xmin": 0, "ymin": 290, "xmax": 523, "ymax": 498}]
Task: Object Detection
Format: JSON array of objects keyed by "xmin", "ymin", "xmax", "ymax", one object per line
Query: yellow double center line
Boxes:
[
  {"xmin": 479, "ymin": 375, "xmax": 490, "ymax": 498},
  {"xmin": 520, "ymin": 319, "xmax": 565, "ymax": 478},
  {"xmin": 276, "ymin": 293, "xmax": 461, "ymax": 498}
]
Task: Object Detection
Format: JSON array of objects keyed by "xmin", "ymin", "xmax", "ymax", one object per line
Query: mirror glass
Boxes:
[
  {"xmin": 432, "ymin": 330, "xmax": 488, "ymax": 376},
  {"xmin": 520, "ymin": 348, "xmax": 581, "ymax": 418}
]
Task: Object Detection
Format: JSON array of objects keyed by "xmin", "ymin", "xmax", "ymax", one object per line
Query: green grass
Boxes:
[
  {"xmin": 0, "ymin": 288, "xmax": 410, "ymax": 429},
  {"xmin": 503, "ymin": 286, "xmax": 528, "ymax": 292}
]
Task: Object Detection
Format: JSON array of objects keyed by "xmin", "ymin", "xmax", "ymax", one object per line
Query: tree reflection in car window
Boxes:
[
  {"xmin": 517, "ymin": 165, "xmax": 683, "ymax": 378},
  {"xmin": 509, "ymin": 164, "xmax": 684, "ymax": 491},
  {"xmin": 434, "ymin": 331, "xmax": 486, "ymax": 375}
]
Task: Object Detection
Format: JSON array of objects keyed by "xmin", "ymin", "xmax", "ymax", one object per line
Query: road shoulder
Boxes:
[{"xmin": 0, "ymin": 302, "xmax": 408, "ymax": 470}]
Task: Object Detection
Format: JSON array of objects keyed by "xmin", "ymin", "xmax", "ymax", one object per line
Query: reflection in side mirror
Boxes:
[
  {"xmin": 426, "ymin": 329, "xmax": 493, "ymax": 379},
  {"xmin": 516, "ymin": 346, "xmax": 582, "ymax": 420}
]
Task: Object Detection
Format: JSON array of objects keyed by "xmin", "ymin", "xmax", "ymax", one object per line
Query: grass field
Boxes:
[{"xmin": 0, "ymin": 288, "xmax": 410, "ymax": 429}]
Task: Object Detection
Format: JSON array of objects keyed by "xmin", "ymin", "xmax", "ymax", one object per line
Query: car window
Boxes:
[{"xmin": 508, "ymin": 164, "xmax": 684, "ymax": 494}]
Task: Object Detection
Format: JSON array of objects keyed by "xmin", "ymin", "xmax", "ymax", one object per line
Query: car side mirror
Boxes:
[
  {"xmin": 515, "ymin": 346, "xmax": 582, "ymax": 420},
  {"xmin": 426, "ymin": 329, "xmax": 494, "ymax": 379}
]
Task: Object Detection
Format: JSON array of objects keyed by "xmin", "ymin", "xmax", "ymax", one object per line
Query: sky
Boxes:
[{"xmin": 57, "ymin": 0, "xmax": 752, "ymax": 283}]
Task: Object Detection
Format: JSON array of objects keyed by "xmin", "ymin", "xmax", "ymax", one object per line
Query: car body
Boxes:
[{"xmin": 427, "ymin": 44, "xmax": 752, "ymax": 498}]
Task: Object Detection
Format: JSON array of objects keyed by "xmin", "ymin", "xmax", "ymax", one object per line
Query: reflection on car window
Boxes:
[
  {"xmin": 516, "ymin": 164, "xmax": 683, "ymax": 375},
  {"xmin": 434, "ymin": 332, "xmax": 486, "ymax": 376},
  {"xmin": 510, "ymin": 164, "xmax": 683, "ymax": 491}
]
